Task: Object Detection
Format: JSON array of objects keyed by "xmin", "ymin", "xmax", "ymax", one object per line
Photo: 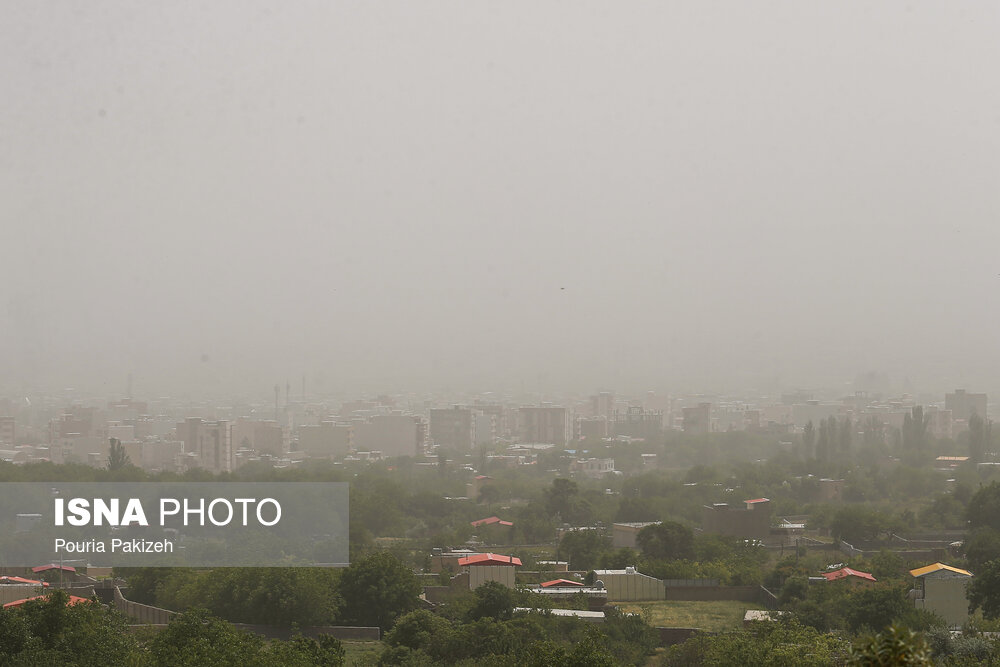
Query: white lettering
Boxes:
[
  {"xmin": 208, "ymin": 498, "xmax": 233, "ymax": 526},
  {"xmin": 67, "ymin": 498, "xmax": 90, "ymax": 527},
  {"xmin": 257, "ymin": 498, "xmax": 281, "ymax": 526}
]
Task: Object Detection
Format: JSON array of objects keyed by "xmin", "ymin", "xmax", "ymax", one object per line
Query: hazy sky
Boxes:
[{"xmin": 3, "ymin": 2, "xmax": 999, "ymax": 399}]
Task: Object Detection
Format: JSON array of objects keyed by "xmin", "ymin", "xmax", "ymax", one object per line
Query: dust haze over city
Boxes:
[
  {"xmin": 7, "ymin": 4, "xmax": 1000, "ymax": 663},
  {"xmin": 3, "ymin": 1, "xmax": 999, "ymax": 402}
]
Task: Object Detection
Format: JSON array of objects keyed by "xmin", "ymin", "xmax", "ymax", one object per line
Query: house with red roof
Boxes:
[
  {"xmin": 0, "ymin": 576, "xmax": 48, "ymax": 587},
  {"xmin": 540, "ymin": 579, "xmax": 584, "ymax": 588},
  {"xmin": 3, "ymin": 594, "xmax": 90, "ymax": 609},
  {"xmin": 470, "ymin": 516, "xmax": 513, "ymax": 528},
  {"xmin": 458, "ymin": 552, "xmax": 521, "ymax": 589},
  {"xmin": 31, "ymin": 564, "xmax": 77, "ymax": 574},
  {"xmin": 822, "ymin": 567, "xmax": 877, "ymax": 586}
]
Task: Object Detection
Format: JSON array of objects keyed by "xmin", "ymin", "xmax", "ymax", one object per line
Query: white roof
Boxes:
[{"xmin": 515, "ymin": 608, "xmax": 605, "ymax": 619}]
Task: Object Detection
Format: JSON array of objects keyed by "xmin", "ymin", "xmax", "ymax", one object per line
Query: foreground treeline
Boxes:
[
  {"xmin": 8, "ymin": 587, "xmax": 1000, "ymax": 666},
  {"xmin": 0, "ymin": 590, "xmax": 346, "ymax": 666}
]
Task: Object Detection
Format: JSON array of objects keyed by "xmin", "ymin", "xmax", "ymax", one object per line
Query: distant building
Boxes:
[
  {"xmin": 473, "ymin": 411, "xmax": 496, "ymax": 446},
  {"xmin": 517, "ymin": 406, "xmax": 569, "ymax": 445},
  {"xmin": 791, "ymin": 401, "xmax": 841, "ymax": 428},
  {"xmin": 122, "ymin": 439, "xmax": 185, "ymax": 472},
  {"xmin": 682, "ymin": 403, "xmax": 712, "ymax": 435},
  {"xmin": 458, "ymin": 553, "xmax": 521, "ymax": 589},
  {"xmin": 946, "ymin": 390, "xmax": 987, "ymax": 422},
  {"xmin": 612, "ymin": 522, "xmax": 660, "ymax": 549},
  {"xmin": 50, "ymin": 435, "xmax": 109, "ymax": 466},
  {"xmin": 231, "ymin": 419, "xmax": 284, "ymax": 457},
  {"xmin": 910, "ymin": 563, "xmax": 973, "ymax": 628},
  {"xmin": 702, "ymin": 498, "xmax": 771, "ymax": 540},
  {"xmin": 298, "ymin": 422, "xmax": 353, "ymax": 458},
  {"xmin": 816, "ymin": 478, "xmax": 845, "ymax": 502},
  {"xmin": 353, "ymin": 413, "xmax": 425, "ymax": 458},
  {"xmin": 570, "ymin": 458, "xmax": 615, "ymax": 479},
  {"xmin": 925, "ymin": 407, "xmax": 954, "ymax": 439},
  {"xmin": 473, "ymin": 402, "xmax": 509, "ymax": 440},
  {"xmin": 175, "ymin": 418, "xmax": 233, "ymax": 474},
  {"xmin": 48, "ymin": 406, "xmax": 106, "ymax": 444},
  {"xmin": 466, "ymin": 474, "xmax": 493, "ymax": 501},
  {"xmin": 590, "ymin": 392, "xmax": 615, "ymax": 419},
  {"xmin": 576, "ymin": 416, "xmax": 608, "ymax": 441},
  {"xmin": 430, "ymin": 406, "xmax": 476, "ymax": 450},
  {"xmin": 611, "ymin": 407, "xmax": 663, "ymax": 440}
]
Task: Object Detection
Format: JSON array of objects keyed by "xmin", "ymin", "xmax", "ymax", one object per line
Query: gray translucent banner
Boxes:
[{"xmin": 0, "ymin": 483, "xmax": 348, "ymax": 568}]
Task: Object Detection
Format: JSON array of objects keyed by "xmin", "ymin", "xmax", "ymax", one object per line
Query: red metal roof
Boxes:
[
  {"xmin": 3, "ymin": 594, "xmax": 90, "ymax": 608},
  {"xmin": 0, "ymin": 576, "xmax": 48, "ymax": 587},
  {"xmin": 458, "ymin": 553, "xmax": 522, "ymax": 567},
  {"xmin": 31, "ymin": 564, "xmax": 76, "ymax": 573},
  {"xmin": 822, "ymin": 567, "xmax": 876, "ymax": 583},
  {"xmin": 540, "ymin": 579, "xmax": 584, "ymax": 588},
  {"xmin": 470, "ymin": 516, "xmax": 513, "ymax": 527},
  {"xmin": 744, "ymin": 498, "xmax": 770, "ymax": 504}
]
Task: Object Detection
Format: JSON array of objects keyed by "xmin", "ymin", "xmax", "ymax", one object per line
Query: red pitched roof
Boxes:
[
  {"xmin": 822, "ymin": 567, "xmax": 876, "ymax": 583},
  {"xmin": 3, "ymin": 594, "xmax": 90, "ymax": 608},
  {"xmin": 31, "ymin": 564, "xmax": 76, "ymax": 573},
  {"xmin": 0, "ymin": 576, "xmax": 48, "ymax": 587},
  {"xmin": 540, "ymin": 579, "xmax": 584, "ymax": 588},
  {"xmin": 458, "ymin": 553, "xmax": 522, "ymax": 567},
  {"xmin": 470, "ymin": 516, "xmax": 513, "ymax": 527},
  {"xmin": 744, "ymin": 498, "xmax": 770, "ymax": 504}
]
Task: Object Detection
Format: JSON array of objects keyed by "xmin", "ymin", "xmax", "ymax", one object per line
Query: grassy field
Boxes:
[
  {"xmin": 342, "ymin": 640, "xmax": 382, "ymax": 666},
  {"xmin": 617, "ymin": 600, "xmax": 763, "ymax": 632}
]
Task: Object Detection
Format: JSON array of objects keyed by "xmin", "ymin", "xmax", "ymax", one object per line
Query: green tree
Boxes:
[
  {"xmin": 848, "ymin": 625, "xmax": 932, "ymax": 666},
  {"xmin": 967, "ymin": 558, "xmax": 1000, "ymax": 620},
  {"xmin": 0, "ymin": 590, "xmax": 141, "ymax": 666},
  {"xmin": 965, "ymin": 528, "xmax": 1000, "ymax": 572},
  {"xmin": 816, "ymin": 419, "xmax": 830, "ymax": 464},
  {"xmin": 106, "ymin": 437, "xmax": 131, "ymax": 471},
  {"xmin": 558, "ymin": 529, "xmax": 609, "ymax": 571},
  {"xmin": 665, "ymin": 618, "xmax": 848, "ymax": 666},
  {"xmin": 384, "ymin": 609, "xmax": 451, "ymax": 653},
  {"xmin": 831, "ymin": 506, "xmax": 896, "ymax": 545},
  {"xmin": 467, "ymin": 581, "xmax": 515, "ymax": 621},
  {"xmin": 545, "ymin": 478, "xmax": 579, "ymax": 521},
  {"xmin": 967, "ymin": 481, "xmax": 1000, "ymax": 533},
  {"xmin": 844, "ymin": 585, "xmax": 911, "ymax": 634},
  {"xmin": 636, "ymin": 521, "xmax": 695, "ymax": 561},
  {"xmin": 802, "ymin": 421, "xmax": 816, "ymax": 459},
  {"xmin": 863, "ymin": 416, "xmax": 886, "ymax": 448},
  {"xmin": 902, "ymin": 406, "xmax": 930, "ymax": 464},
  {"xmin": 969, "ymin": 413, "xmax": 991, "ymax": 463},
  {"xmin": 840, "ymin": 417, "xmax": 853, "ymax": 456},
  {"xmin": 339, "ymin": 551, "xmax": 421, "ymax": 630},
  {"xmin": 147, "ymin": 607, "xmax": 265, "ymax": 666}
]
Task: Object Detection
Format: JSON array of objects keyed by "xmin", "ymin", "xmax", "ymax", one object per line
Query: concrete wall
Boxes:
[
  {"xmin": 664, "ymin": 585, "xmax": 760, "ymax": 602},
  {"xmin": 597, "ymin": 572, "xmax": 665, "ymax": 601},
  {"xmin": 113, "ymin": 586, "xmax": 176, "ymax": 625},
  {"xmin": 0, "ymin": 585, "xmax": 48, "ymax": 604},
  {"xmin": 468, "ymin": 565, "xmax": 516, "ymax": 589}
]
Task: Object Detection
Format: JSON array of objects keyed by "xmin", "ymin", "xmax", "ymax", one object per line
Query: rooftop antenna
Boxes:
[{"xmin": 274, "ymin": 384, "xmax": 280, "ymax": 422}]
